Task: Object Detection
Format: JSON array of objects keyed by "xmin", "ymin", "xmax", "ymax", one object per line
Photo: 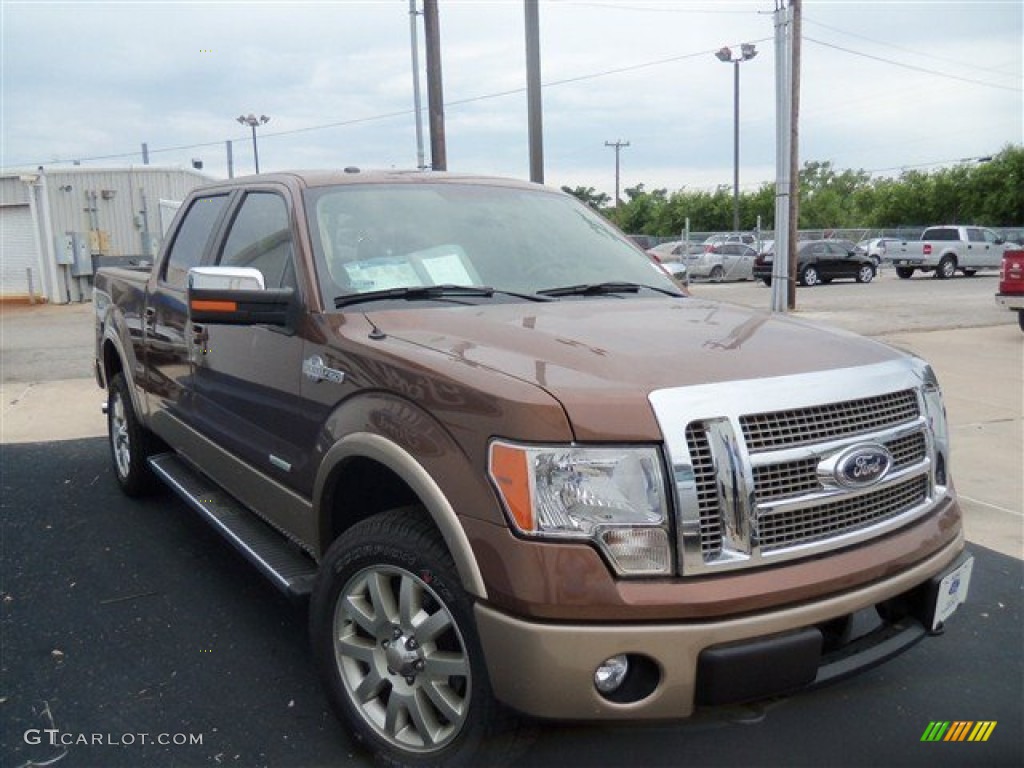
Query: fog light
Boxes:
[{"xmin": 594, "ymin": 654, "xmax": 629, "ymax": 693}]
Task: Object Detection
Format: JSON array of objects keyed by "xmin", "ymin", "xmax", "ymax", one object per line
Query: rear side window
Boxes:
[
  {"xmin": 163, "ymin": 194, "xmax": 229, "ymax": 290},
  {"xmin": 219, "ymin": 192, "xmax": 296, "ymax": 289},
  {"xmin": 923, "ymin": 228, "xmax": 957, "ymax": 241}
]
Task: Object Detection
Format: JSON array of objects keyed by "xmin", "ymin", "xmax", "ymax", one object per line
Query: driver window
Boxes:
[{"xmin": 220, "ymin": 192, "xmax": 296, "ymax": 289}]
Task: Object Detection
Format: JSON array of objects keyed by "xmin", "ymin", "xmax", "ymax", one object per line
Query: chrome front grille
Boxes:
[
  {"xmin": 740, "ymin": 389, "xmax": 920, "ymax": 452},
  {"xmin": 651, "ymin": 359, "xmax": 946, "ymax": 576},
  {"xmin": 758, "ymin": 475, "xmax": 929, "ymax": 550}
]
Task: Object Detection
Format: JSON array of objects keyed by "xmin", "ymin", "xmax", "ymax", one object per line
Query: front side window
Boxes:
[
  {"xmin": 966, "ymin": 228, "xmax": 985, "ymax": 243},
  {"xmin": 219, "ymin": 192, "xmax": 296, "ymax": 289},
  {"xmin": 163, "ymin": 194, "xmax": 229, "ymax": 290},
  {"xmin": 304, "ymin": 183, "xmax": 677, "ymax": 306}
]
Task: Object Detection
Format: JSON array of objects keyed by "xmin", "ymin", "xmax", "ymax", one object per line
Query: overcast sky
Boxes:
[{"xmin": 2, "ymin": 0, "xmax": 1021, "ymax": 197}]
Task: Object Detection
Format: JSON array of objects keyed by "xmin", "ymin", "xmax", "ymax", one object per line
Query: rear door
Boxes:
[
  {"xmin": 191, "ymin": 187, "xmax": 315, "ymax": 495},
  {"xmin": 145, "ymin": 192, "xmax": 231, "ymax": 419}
]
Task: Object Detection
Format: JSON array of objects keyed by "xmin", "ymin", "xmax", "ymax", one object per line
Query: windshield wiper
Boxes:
[
  {"xmin": 537, "ymin": 281, "xmax": 682, "ymax": 298},
  {"xmin": 334, "ymin": 284, "xmax": 551, "ymax": 308}
]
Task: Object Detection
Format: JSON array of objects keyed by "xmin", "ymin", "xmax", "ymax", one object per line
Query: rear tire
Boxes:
[
  {"xmin": 935, "ymin": 256, "xmax": 956, "ymax": 279},
  {"xmin": 310, "ymin": 508, "xmax": 529, "ymax": 768},
  {"xmin": 709, "ymin": 265, "xmax": 725, "ymax": 282},
  {"xmin": 760, "ymin": 277, "xmax": 772, "ymax": 287},
  {"xmin": 896, "ymin": 267, "xmax": 915, "ymax": 279},
  {"xmin": 107, "ymin": 373, "xmax": 158, "ymax": 496},
  {"xmin": 1018, "ymin": 311, "xmax": 1024, "ymax": 333}
]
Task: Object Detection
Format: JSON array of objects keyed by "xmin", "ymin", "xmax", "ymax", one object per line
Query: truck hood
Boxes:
[{"xmin": 367, "ymin": 297, "xmax": 905, "ymax": 441}]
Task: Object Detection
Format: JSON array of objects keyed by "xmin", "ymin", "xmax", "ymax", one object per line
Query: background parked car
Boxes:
[
  {"xmin": 753, "ymin": 239, "xmax": 877, "ymax": 286},
  {"xmin": 703, "ymin": 232, "xmax": 757, "ymax": 248},
  {"xmin": 857, "ymin": 237, "xmax": 902, "ymax": 267},
  {"xmin": 688, "ymin": 242, "xmax": 757, "ymax": 281}
]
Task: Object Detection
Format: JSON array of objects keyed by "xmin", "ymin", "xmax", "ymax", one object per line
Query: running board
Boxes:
[{"xmin": 148, "ymin": 453, "xmax": 317, "ymax": 597}]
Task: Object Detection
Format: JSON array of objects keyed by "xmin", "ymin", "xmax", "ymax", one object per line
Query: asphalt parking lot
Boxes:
[{"xmin": 2, "ymin": 273, "xmax": 1022, "ymax": 767}]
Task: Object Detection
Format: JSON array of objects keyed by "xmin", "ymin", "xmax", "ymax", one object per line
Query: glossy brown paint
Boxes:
[{"xmin": 465, "ymin": 495, "xmax": 961, "ymax": 620}]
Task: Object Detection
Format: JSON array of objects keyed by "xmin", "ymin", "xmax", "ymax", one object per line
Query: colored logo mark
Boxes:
[{"xmin": 921, "ymin": 721, "xmax": 996, "ymax": 742}]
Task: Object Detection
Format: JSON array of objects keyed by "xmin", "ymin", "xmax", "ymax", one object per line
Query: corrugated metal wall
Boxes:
[{"xmin": 42, "ymin": 167, "xmax": 211, "ymax": 259}]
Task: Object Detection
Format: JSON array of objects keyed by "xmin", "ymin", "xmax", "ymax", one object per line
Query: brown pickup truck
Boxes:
[{"xmin": 94, "ymin": 170, "xmax": 972, "ymax": 767}]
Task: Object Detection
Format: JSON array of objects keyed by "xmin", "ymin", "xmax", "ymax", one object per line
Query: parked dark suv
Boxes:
[{"xmin": 754, "ymin": 239, "xmax": 877, "ymax": 286}]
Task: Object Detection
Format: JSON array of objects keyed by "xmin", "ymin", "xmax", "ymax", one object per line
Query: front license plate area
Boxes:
[{"xmin": 931, "ymin": 555, "xmax": 973, "ymax": 630}]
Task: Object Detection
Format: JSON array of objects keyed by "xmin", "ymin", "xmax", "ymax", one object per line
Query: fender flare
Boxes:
[{"xmin": 314, "ymin": 432, "xmax": 488, "ymax": 600}]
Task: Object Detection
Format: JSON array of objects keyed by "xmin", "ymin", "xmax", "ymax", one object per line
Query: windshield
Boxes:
[{"xmin": 304, "ymin": 181, "xmax": 679, "ymax": 308}]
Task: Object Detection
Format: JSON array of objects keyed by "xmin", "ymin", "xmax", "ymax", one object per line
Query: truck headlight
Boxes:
[{"xmin": 488, "ymin": 441, "xmax": 672, "ymax": 576}]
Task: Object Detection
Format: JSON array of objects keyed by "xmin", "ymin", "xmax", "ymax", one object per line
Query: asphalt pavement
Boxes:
[{"xmin": 2, "ymin": 437, "xmax": 1021, "ymax": 768}]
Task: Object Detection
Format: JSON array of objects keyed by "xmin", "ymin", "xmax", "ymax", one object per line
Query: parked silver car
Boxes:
[{"xmin": 687, "ymin": 242, "xmax": 757, "ymax": 281}]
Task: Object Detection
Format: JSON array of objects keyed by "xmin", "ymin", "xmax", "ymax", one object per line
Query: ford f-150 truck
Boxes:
[
  {"xmin": 888, "ymin": 224, "xmax": 1011, "ymax": 279},
  {"xmin": 94, "ymin": 170, "xmax": 972, "ymax": 768},
  {"xmin": 996, "ymin": 248, "xmax": 1024, "ymax": 332}
]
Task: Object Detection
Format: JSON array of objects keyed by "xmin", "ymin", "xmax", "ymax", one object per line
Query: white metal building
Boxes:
[{"xmin": 0, "ymin": 166, "xmax": 211, "ymax": 303}]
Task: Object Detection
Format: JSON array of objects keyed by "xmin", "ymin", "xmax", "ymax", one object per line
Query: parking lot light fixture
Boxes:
[
  {"xmin": 237, "ymin": 114, "xmax": 270, "ymax": 174},
  {"xmin": 715, "ymin": 44, "xmax": 758, "ymax": 234}
]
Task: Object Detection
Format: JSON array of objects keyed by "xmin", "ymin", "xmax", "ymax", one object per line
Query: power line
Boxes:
[
  {"xmin": 803, "ymin": 16, "xmax": 1020, "ymax": 80},
  {"xmin": 805, "ymin": 36, "xmax": 1022, "ymax": 92}
]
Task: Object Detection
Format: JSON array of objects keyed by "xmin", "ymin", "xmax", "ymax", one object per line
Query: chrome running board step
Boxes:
[{"xmin": 148, "ymin": 452, "xmax": 316, "ymax": 597}]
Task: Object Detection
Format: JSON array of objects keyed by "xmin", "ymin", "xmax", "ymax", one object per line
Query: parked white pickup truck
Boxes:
[{"xmin": 888, "ymin": 225, "xmax": 1012, "ymax": 279}]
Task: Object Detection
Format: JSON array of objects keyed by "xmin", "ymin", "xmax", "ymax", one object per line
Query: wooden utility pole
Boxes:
[
  {"xmin": 787, "ymin": 0, "xmax": 802, "ymax": 310},
  {"xmin": 423, "ymin": 0, "xmax": 447, "ymax": 170}
]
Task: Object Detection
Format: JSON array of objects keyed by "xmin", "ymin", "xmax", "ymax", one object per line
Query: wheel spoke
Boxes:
[
  {"xmin": 399, "ymin": 573, "xmax": 422, "ymax": 628},
  {"xmin": 424, "ymin": 650, "xmax": 469, "ymax": 679},
  {"xmin": 366, "ymin": 571, "xmax": 399, "ymax": 625},
  {"xmin": 336, "ymin": 634, "xmax": 377, "ymax": 664},
  {"xmin": 406, "ymin": 689, "xmax": 443, "ymax": 747},
  {"xmin": 414, "ymin": 608, "xmax": 452, "ymax": 643},
  {"xmin": 354, "ymin": 667, "xmax": 388, "ymax": 704},
  {"xmin": 342, "ymin": 593, "xmax": 382, "ymax": 636},
  {"xmin": 422, "ymin": 678, "xmax": 466, "ymax": 724}
]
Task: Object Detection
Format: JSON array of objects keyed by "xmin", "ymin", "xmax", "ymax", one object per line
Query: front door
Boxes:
[{"xmin": 191, "ymin": 188, "xmax": 314, "ymax": 496}]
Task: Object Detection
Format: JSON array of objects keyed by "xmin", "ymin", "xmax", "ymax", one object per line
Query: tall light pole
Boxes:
[
  {"xmin": 236, "ymin": 114, "xmax": 270, "ymax": 174},
  {"xmin": 715, "ymin": 43, "xmax": 757, "ymax": 233}
]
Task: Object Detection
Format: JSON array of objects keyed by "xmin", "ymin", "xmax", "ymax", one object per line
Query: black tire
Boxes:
[
  {"xmin": 855, "ymin": 264, "xmax": 875, "ymax": 284},
  {"xmin": 896, "ymin": 267, "xmax": 915, "ymax": 279},
  {"xmin": 107, "ymin": 372, "xmax": 158, "ymax": 496},
  {"xmin": 1018, "ymin": 311, "xmax": 1024, "ymax": 333},
  {"xmin": 962, "ymin": 269, "xmax": 977, "ymax": 277},
  {"xmin": 709, "ymin": 265, "xmax": 725, "ymax": 282},
  {"xmin": 760, "ymin": 277, "xmax": 772, "ymax": 286},
  {"xmin": 310, "ymin": 508, "xmax": 528, "ymax": 768},
  {"xmin": 935, "ymin": 255, "xmax": 956, "ymax": 279},
  {"xmin": 799, "ymin": 265, "xmax": 820, "ymax": 287}
]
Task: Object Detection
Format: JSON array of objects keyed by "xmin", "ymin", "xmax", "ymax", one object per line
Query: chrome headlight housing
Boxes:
[
  {"xmin": 488, "ymin": 441, "xmax": 672, "ymax": 576},
  {"xmin": 920, "ymin": 364, "xmax": 951, "ymax": 489}
]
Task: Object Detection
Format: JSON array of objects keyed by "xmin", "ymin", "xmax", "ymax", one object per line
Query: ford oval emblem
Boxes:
[{"xmin": 829, "ymin": 444, "xmax": 893, "ymax": 489}]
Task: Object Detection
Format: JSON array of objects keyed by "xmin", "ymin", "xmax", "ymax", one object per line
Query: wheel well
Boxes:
[
  {"xmin": 102, "ymin": 339, "xmax": 124, "ymax": 387},
  {"xmin": 322, "ymin": 457, "xmax": 421, "ymax": 547}
]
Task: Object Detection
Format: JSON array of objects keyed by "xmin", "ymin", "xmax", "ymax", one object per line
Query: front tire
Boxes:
[
  {"xmin": 856, "ymin": 264, "xmax": 875, "ymax": 283},
  {"xmin": 107, "ymin": 373, "xmax": 158, "ymax": 496},
  {"xmin": 896, "ymin": 267, "xmax": 915, "ymax": 279},
  {"xmin": 799, "ymin": 265, "xmax": 820, "ymax": 287},
  {"xmin": 1018, "ymin": 311, "xmax": 1024, "ymax": 333},
  {"xmin": 709, "ymin": 265, "xmax": 725, "ymax": 282},
  {"xmin": 310, "ymin": 508, "xmax": 525, "ymax": 768}
]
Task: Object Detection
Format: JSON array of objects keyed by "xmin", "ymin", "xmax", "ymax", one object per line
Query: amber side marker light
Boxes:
[
  {"xmin": 489, "ymin": 443, "xmax": 535, "ymax": 532},
  {"xmin": 191, "ymin": 299, "xmax": 238, "ymax": 312}
]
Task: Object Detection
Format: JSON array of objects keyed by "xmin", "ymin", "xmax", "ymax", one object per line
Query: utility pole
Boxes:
[
  {"xmin": 605, "ymin": 140, "xmax": 630, "ymax": 208},
  {"xmin": 423, "ymin": 0, "xmax": 447, "ymax": 171},
  {"xmin": 524, "ymin": 0, "xmax": 544, "ymax": 183},
  {"xmin": 408, "ymin": 0, "xmax": 426, "ymax": 170},
  {"xmin": 787, "ymin": 0, "xmax": 802, "ymax": 310}
]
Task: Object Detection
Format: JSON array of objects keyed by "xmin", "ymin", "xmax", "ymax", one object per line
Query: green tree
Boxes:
[{"xmin": 561, "ymin": 185, "xmax": 611, "ymax": 211}]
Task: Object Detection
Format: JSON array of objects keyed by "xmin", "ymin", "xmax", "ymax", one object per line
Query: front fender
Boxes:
[{"xmin": 312, "ymin": 394, "xmax": 494, "ymax": 599}]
